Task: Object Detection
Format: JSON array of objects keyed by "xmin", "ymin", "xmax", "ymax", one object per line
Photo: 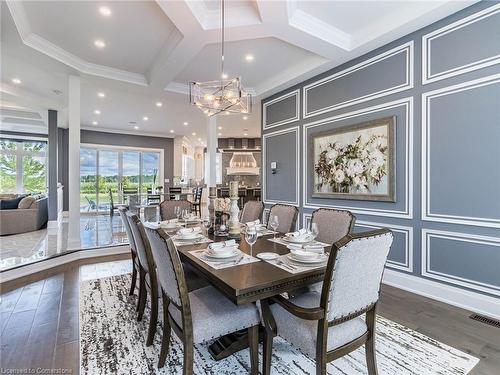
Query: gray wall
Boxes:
[
  {"xmin": 58, "ymin": 129, "xmax": 174, "ymax": 210},
  {"xmin": 261, "ymin": 1, "xmax": 500, "ymax": 299}
]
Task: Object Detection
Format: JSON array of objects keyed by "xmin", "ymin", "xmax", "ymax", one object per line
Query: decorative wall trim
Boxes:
[
  {"xmin": 421, "ymin": 229, "xmax": 500, "ymax": 297},
  {"xmin": 383, "ymin": 269, "xmax": 500, "ymax": 320},
  {"xmin": 303, "ymin": 41, "xmax": 413, "ymax": 118},
  {"xmin": 263, "ymin": 126, "xmax": 300, "ymax": 206},
  {"xmin": 303, "ymin": 97, "xmax": 413, "ymax": 219},
  {"xmin": 263, "ymin": 89, "xmax": 300, "ymax": 130},
  {"xmin": 422, "ymin": 4, "xmax": 500, "ymax": 85},
  {"xmin": 421, "ymin": 74, "xmax": 500, "ymax": 228}
]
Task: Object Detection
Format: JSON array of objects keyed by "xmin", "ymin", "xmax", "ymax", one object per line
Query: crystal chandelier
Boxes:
[{"xmin": 188, "ymin": 0, "xmax": 252, "ymax": 116}]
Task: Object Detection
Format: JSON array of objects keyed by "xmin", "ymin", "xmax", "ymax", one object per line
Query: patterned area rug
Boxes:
[{"xmin": 80, "ymin": 274, "xmax": 479, "ymax": 374}]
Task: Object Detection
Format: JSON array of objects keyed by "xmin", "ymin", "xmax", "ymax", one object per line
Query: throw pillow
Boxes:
[
  {"xmin": 18, "ymin": 196, "xmax": 36, "ymax": 209},
  {"xmin": 0, "ymin": 196, "xmax": 24, "ymax": 210}
]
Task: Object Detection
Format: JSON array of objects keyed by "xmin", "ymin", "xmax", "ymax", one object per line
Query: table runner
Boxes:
[{"xmin": 189, "ymin": 249, "xmax": 260, "ymax": 270}]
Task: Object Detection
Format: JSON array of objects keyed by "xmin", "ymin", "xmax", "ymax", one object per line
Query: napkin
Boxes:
[
  {"xmin": 208, "ymin": 239, "xmax": 237, "ymax": 252},
  {"xmin": 161, "ymin": 219, "xmax": 178, "ymax": 225},
  {"xmin": 287, "ymin": 243, "xmax": 324, "ymax": 254},
  {"xmin": 286, "ymin": 228, "xmax": 310, "ymax": 239},
  {"xmin": 178, "ymin": 226, "xmax": 201, "ymax": 236},
  {"xmin": 246, "ymin": 219, "xmax": 261, "ymax": 226}
]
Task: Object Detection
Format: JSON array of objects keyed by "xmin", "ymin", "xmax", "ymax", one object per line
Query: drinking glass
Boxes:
[
  {"xmin": 269, "ymin": 215, "xmax": 279, "ymax": 239},
  {"xmin": 245, "ymin": 226, "xmax": 258, "ymax": 256},
  {"xmin": 311, "ymin": 222, "xmax": 319, "ymax": 243},
  {"xmin": 182, "ymin": 209, "xmax": 189, "ymax": 221},
  {"xmin": 202, "ymin": 216, "xmax": 211, "ymax": 237},
  {"xmin": 174, "ymin": 206, "xmax": 181, "ymax": 220}
]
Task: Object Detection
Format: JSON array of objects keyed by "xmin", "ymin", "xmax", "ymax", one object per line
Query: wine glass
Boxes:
[
  {"xmin": 174, "ymin": 206, "xmax": 181, "ymax": 220},
  {"xmin": 182, "ymin": 209, "xmax": 189, "ymax": 221},
  {"xmin": 245, "ymin": 226, "xmax": 258, "ymax": 256},
  {"xmin": 311, "ymin": 222, "xmax": 319, "ymax": 243},
  {"xmin": 202, "ymin": 216, "xmax": 211, "ymax": 237},
  {"xmin": 269, "ymin": 215, "xmax": 279, "ymax": 239}
]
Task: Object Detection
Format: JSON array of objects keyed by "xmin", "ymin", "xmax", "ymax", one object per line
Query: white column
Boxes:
[
  {"xmin": 67, "ymin": 75, "xmax": 81, "ymax": 249},
  {"xmin": 206, "ymin": 116, "xmax": 218, "ymax": 188}
]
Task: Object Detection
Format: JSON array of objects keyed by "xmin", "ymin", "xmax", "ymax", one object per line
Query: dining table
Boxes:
[{"xmin": 159, "ymin": 225, "xmax": 330, "ymax": 365}]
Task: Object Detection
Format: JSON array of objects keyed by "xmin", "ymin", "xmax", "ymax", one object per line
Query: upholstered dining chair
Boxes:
[
  {"xmin": 126, "ymin": 212, "xmax": 159, "ymax": 347},
  {"xmin": 118, "ymin": 207, "xmax": 138, "ymax": 297},
  {"xmin": 266, "ymin": 203, "xmax": 299, "ymax": 233},
  {"xmin": 261, "ymin": 229, "xmax": 394, "ymax": 375},
  {"xmin": 160, "ymin": 200, "xmax": 192, "ymax": 221},
  {"xmin": 143, "ymin": 225, "xmax": 261, "ymax": 374},
  {"xmin": 310, "ymin": 208, "xmax": 356, "ymax": 245},
  {"xmin": 239, "ymin": 200, "xmax": 264, "ymax": 224}
]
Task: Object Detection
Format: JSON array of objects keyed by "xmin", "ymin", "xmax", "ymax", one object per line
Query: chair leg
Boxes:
[
  {"xmin": 146, "ymin": 279, "xmax": 159, "ymax": 346},
  {"xmin": 316, "ymin": 352, "xmax": 327, "ymax": 375},
  {"xmin": 158, "ymin": 294, "xmax": 171, "ymax": 368},
  {"xmin": 365, "ymin": 336, "xmax": 378, "ymax": 375},
  {"xmin": 248, "ymin": 325, "xmax": 259, "ymax": 375},
  {"xmin": 129, "ymin": 254, "xmax": 137, "ymax": 296},
  {"xmin": 137, "ymin": 269, "xmax": 147, "ymax": 321},
  {"xmin": 263, "ymin": 331, "xmax": 273, "ymax": 375},
  {"xmin": 182, "ymin": 334, "xmax": 194, "ymax": 375}
]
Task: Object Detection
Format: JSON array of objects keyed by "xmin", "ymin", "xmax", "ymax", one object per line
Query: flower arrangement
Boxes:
[
  {"xmin": 314, "ymin": 133, "xmax": 388, "ymax": 194},
  {"xmin": 214, "ymin": 197, "xmax": 231, "ymax": 212}
]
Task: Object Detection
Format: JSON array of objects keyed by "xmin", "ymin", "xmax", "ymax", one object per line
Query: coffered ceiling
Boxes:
[{"xmin": 1, "ymin": 0, "xmax": 477, "ymax": 144}]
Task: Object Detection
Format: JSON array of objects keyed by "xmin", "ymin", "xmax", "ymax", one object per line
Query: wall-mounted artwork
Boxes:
[{"xmin": 311, "ymin": 116, "xmax": 396, "ymax": 201}]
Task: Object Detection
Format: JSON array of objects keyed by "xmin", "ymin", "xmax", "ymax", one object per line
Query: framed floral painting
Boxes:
[{"xmin": 310, "ymin": 116, "xmax": 396, "ymax": 201}]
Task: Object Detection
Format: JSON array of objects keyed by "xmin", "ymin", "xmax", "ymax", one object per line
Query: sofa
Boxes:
[{"xmin": 0, "ymin": 194, "xmax": 48, "ymax": 235}]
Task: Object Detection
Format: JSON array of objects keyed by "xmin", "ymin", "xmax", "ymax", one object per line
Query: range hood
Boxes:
[{"xmin": 227, "ymin": 152, "xmax": 260, "ymax": 175}]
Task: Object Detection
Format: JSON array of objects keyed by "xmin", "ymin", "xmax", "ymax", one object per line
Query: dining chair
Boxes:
[
  {"xmin": 310, "ymin": 208, "xmax": 356, "ymax": 245},
  {"xmin": 169, "ymin": 187, "xmax": 182, "ymax": 200},
  {"xmin": 118, "ymin": 207, "xmax": 139, "ymax": 297},
  {"xmin": 147, "ymin": 187, "xmax": 161, "ymax": 206},
  {"xmin": 191, "ymin": 187, "xmax": 203, "ymax": 217},
  {"xmin": 160, "ymin": 200, "xmax": 192, "ymax": 221},
  {"xmin": 143, "ymin": 226, "xmax": 260, "ymax": 374},
  {"xmin": 239, "ymin": 200, "xmax": 264, "ymax": 224},
  {"xmin": 108, "ymin": 188, "xmax": 120, "ymax": 217},
  {"xmin": 267, "ymin": 203, "xmax": 299, "ymax": 233},
  {"xmin": 126, "ymin": 212, "xmax": 159, "ymax": 347},
  {"xmin": 262, "ymin": 229, "xmax": 394, "ymax": 375}
]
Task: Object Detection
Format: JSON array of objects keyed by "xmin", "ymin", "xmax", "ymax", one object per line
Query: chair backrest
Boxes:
[
  {"xmin": 126, "ymin": 212, "xmax": 155, "ymax": 273},
  {"xmin": 194, "ymin": 187, "xmax": 203, "ymax": 203},
  {"xmin": 143, "ymin": 225, "xmax": 191, "ymax": 313},
  {"xmin": 240, "ymin": 200, "xmax": 264, "ymax": 223},
  {"xmin": 267, "ymin": 204, "xmax": 298, "ymax": 233},
  {"xmin": 169, "ymin": 187, "xmax": 182, "ymax": 200},
  {"xmin": 118, "ymin": 207, "xmax": 136, "ymax": 254},
  {"xmin": 311, "ymin": 208, "xmax": 355, "ymax": 244},
  {"xmin": 128, "ymin": 195, "xmax": 140, "ymax": 211},
  {"xmin": 321, "ymin": 229, "xmax": 393, "ymax": 323},
  {"xmin": 159, "ymin": 200, "xmax": 192, "ymax": 220},
  {"xmin": 109, "ymin": 188, "xmax": 114, "ymax": 206}
]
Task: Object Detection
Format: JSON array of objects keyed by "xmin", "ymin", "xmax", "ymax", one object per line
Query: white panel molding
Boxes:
[
  {"xmin": 0, "ymin": 245, "xmax": 129, "ymax": 283},
  {"xmin": 263, "ymin": 90, "xmax": 300, "ymax": 130},
  {"xmin": 303, "ymin": 41, "xmax": 414, "ymax": 119},
  {"xmin": 421, "ymin": 229, "xmax": 500, "ymax": 297},
  {"xmin": 356, "ymin": 220, "xmax": 413, "ymax": 273},
  {"xmin": 383, "ymin": 269, "xmax": 500, "ymax": 320},
  {"xmin": 422, "ymin": 4, "xmax": 500, "ymax": 85},
  {"xmin": 263, "ymin": 126, "xmax": 300, "ymax": 206},
  {"xmin": 302, "ymin": 97, "xmax": 414, "ymax": 219},
  {"xmin": 421, "ymin": 74, "xmax": 500, "ymax": 228}
]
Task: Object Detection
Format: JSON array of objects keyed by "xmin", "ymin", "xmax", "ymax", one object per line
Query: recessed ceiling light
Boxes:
[
  {"xmin": 243, "ymin": 116, "xmax": 248, "ymax": 120},
  {"xmin": 92, "ymin": 121, "xmax": 98, "ymax": 125},
  {"xmin": 244, "ymin": 133, "xmax": 248, "ymax": 136},
  {"xmin": 156, "ymin": 102, "xmax": 162, "ymax": 107},
  {"xmin": 11, "ymin": 78, "xmax": 21, "ymax": 84},
  {"xmin": 183, "ymin": 122, "xmax": 188, "ymax": 126},
  {"xmin": 192, "ymin": 132, "xmax": 196, "ymax": 136},
  {"xmin": 221, "ymin": 73, "xmax": 228, "ymax": 79},
  {"xmin": 94, "ymin": 40, "xmax": 106, "ymax": 48},
  {"xmin": 94, "ymin": 109, "xmax": 101, "ymax": 115},
  {"xmin": 99, "ymin": 6, "xmax": 111, "ymax": 16},
  {"xmin": 143, "ymin": 116, "xmax": 149, "ymax": 121},
  {"xmin": 97, "ymin": 92, "xmax": 105, "ymax": 98},
  {"xmin": 218, "ymin": 133, "xmax": 222, "ymax": 136},
  {"xmin": 245, "ymin": 54, "xmax": 254, "ymax": 62},
  {"xmin": 198, "ymin": 138, "xmax": 202, "ymax": 141},
  {"xmin": 218, "ymin": 126, "xmax": 222, "ymax": 130},
  {"xmin": 169, "ymin": 130, "xmax": 174, "ymax": 133},
  {"xmin": 134, "ymin": 125, "xmax": 139, "ymax": 130}
]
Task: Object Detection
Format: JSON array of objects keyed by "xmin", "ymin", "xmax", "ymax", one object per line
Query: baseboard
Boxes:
[
  {"xmin": 47, "ymin": 220, "xmax": 59, "ymax": 229},
  {"xmin": 0, "ymin": 245, "xmax": 129, "ymax": 283},
  {"xmin": 383, "ymin": 269, "xmax": 500, "ymax": 320}
]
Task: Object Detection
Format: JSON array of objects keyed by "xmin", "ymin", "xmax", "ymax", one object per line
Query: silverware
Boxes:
[
  {"xmin": 218, "ymin": 255, "xmax": 244, "ymax": 266},
  {"xmin": 277, "ymin": 259, "xmax": 297, "ymax": 271}
]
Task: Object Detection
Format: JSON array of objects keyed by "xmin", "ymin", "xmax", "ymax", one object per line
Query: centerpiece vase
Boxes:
[
  {"xmin": 208, "ymin": 187, "xmax": 216, "ymax": 234},
  {"xmin": 228, "ymin": 181, "xmax": 241, "ymax": 239}
]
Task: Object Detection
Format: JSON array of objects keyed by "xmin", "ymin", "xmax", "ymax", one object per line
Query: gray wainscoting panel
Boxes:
[
  {"xmin": 423, "ymin": 4, "xmax": 500, "ymax": 83},
  {"xmin": 304, "ymin": 100, "xmax": 412, "ymax": 218},
  {"xmin": 424, "ymin": 77, "xmax": 500, "ymax": 227},
  {"xmin": 263, "ymin": 90, "xmax": 299, "ymax": 129},
  {"xmin": 304, "ymin": 42, "xmax": 412, "ymax": 118},
  {"xmin": 423, "ymin": 230, "xmax": 500, "ymax": 295},
  {"xmin": 263, "ymin": 129, "xmax": 299, "ymax": 205}
]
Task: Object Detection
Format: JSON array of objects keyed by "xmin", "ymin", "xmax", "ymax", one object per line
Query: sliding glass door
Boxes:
[{"xmin": 80, "ymin": 147, "xmax": 161, "ymax": 213}]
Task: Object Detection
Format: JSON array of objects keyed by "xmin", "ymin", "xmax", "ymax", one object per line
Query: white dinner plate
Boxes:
[
  {"xmin": 282, "ymin": 236, "xmax": 313, "ymax": 244},
  {"xmin": 287, "ymin": 253, "xmax": 328, "ymax": 264},
  {"xmin": 256, "ymin": 252, "xmax": 279, "ymax": 260},
  {"xmin": 176, "ymin": 233, "xmax": 204, "ymax": 241},
  {"xmin": 203, "ymin": 249, "xmax": 239, "ymax": 260}
]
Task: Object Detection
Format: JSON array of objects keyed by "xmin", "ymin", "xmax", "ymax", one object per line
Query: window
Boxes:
[
  {"xmin": 0, "ymin": 139, "xmax": 47, "ymax": 194},
  {"xmin": 182, "ymin": 154, "xmax": 194, "ymax": 180}
]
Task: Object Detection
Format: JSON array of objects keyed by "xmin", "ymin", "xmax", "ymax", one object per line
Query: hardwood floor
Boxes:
[{"xmin": 1, "ymin": 260, "xmax": 498, "ymax": 374}]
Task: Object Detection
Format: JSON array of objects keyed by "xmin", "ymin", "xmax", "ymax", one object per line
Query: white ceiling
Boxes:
[{"xmin": 1, "ymin": 0, "xmax": 477, "ymax": 144}]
